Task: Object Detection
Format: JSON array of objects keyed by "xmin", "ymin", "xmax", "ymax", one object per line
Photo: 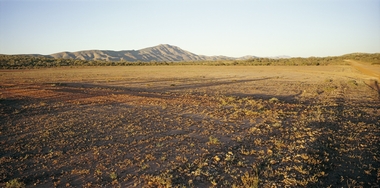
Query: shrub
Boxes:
[{"xmin": 6, "ymin": 179, "xmax": 25, "ymax": 188}]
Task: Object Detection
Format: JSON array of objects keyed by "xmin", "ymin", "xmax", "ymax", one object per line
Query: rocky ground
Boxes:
[{"xmin": 1, "ymin": 65, "xmax": 379, "ymax": 187}]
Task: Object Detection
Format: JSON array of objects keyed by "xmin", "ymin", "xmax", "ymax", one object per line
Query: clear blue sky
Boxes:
[{"xmin": 0, "ymin": 0, "xmax": 379, "ymax": 57}]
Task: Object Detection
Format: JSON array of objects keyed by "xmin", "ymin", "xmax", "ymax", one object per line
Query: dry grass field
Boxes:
[{"xmin": 1, "ymin": 64, "xmax": 379, "ymax": 187}]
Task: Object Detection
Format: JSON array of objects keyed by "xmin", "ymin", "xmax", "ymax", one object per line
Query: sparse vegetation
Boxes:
[
  {"xmin": 208, "ymin": 136, "xmax": 220, "ymax": 145},
  {"xmin": 240, "ymin": 171, "xmax": 259, "ymax": 188},
  {"xmin": 0, "ymin": 65, "xmax": 379, "ymax": 187},
  {"xmin": 5, "ymin": 179, "xmax": 25, "ymax": 188}
]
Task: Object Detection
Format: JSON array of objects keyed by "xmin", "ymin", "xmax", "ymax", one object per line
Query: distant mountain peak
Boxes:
[
  {"xmin": 142, "ymin": 44, "xmax": 182, "ymax": 51},
  {"xmin": 157, "ymin": 44, "xmax": 174, "ymax": 47}
]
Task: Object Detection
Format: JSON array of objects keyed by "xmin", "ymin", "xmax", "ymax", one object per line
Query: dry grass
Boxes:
[{"xmin": 0, "ymin": 65, "xmax": 379, "ymax": 187}]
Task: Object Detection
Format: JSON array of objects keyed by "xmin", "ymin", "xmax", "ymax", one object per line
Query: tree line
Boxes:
[{"xmin": 0, "ymin": 53, "xmax": 379, "ymax": 69}]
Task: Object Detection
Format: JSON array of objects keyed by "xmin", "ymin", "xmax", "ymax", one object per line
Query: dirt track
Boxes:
[
  {"xmin": 346, "ymin": 60, "xmax": 380, "ymax": 96},
  {"xmin": 346, "ymin": 60, "xmax": 380, "ymax": 80}
]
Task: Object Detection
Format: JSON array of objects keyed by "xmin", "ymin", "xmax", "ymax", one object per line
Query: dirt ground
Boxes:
[{"xmin": 1, "ymin": 63, "xmax": 379, "ymax": 187}]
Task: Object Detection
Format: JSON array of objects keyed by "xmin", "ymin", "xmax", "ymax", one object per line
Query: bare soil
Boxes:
[{"xmin": 1, "ymin": 64, "xmax": 379, "ymax": 187}]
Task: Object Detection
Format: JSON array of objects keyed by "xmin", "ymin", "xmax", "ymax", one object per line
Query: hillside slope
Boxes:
[{"xmin": 50, "ymin": 44, "xmax": 249, "ymax": 62}]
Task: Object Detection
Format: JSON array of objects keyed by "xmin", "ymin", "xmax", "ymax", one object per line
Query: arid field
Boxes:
[{"xmin": 1, "ymin": 63, "xmax": 379, "ymax": 187}]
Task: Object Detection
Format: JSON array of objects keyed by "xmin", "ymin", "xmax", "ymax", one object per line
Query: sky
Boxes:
[{"xmin": 0, "ymin": 0, "xmax": 379, "ymax": 57}]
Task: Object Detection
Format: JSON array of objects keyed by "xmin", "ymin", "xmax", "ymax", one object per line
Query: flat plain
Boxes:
[{"xmin": 1, "ymin": 64, "xmax": 379, "ymax": 187}]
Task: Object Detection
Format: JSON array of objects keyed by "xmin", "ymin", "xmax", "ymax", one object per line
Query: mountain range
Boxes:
[{"xmin": 49, "ymin": 44, "xmax": 265, "ymax": 62}]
